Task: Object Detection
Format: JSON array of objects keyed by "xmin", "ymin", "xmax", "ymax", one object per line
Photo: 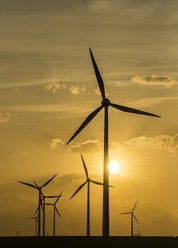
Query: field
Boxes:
[{"xmin": 0, "ymin": 236, "xmax": 177, "ymax": 248}]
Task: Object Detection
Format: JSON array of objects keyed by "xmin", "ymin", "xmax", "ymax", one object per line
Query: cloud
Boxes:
[
  {"xmin": 0, "ymin": 110, "xmax": 14, "ymax": 123},
  {"xmin": 132, "ymin": 75, "xmax": 178, "ymax": 88},
  {"xmin": 49, "ymin": 138, "xmax": 64, "ymax": 150},
  {"xmin": 70, "ymin": 134, "xmax": 178, "ymax": 156},
  {"xmin": 56, "ymin": 171, "xmax": 83, "ymax": 184},
  {"xmin": 45, "ymin": 79, "xmax": 66, "ymax": 94},
  {"xmin": 69, "ymin": 139, "xmax": 120, "ymax": 154},
  {"xmin": 124, "ymin": 134, "xmax": 178, "ymax": 156},
  {"xmin": 70, "ymin": 140, "xmax": 102, "ymax": 153},
  {"xmin": 127, "ymin": 96, "xmax": 178, "ymax": 107},
  {"xmin": 70, "ymin": 86, "xmax": 86, "ymax": 95},
  {"xmin": 115, "ymin": 81, "xmax": 131, "ymax": 87}
]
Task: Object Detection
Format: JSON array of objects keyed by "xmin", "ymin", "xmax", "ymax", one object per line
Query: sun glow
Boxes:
[{"xmin": 108, "ymin": 161, "xmax": 119, "ymax": 174}]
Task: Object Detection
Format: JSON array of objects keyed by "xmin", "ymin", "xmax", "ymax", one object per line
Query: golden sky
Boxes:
[{"xmin": 1, "ymin": 0, "xmax": 178, "ymax": 236}]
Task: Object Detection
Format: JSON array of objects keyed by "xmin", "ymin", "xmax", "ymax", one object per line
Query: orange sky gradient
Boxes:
[{"xmin": 0, "ymin": 0, "xmax": 178, "ymax": 236}]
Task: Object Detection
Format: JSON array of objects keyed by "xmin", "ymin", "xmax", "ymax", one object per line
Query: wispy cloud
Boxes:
[
  {"xmin": 127, "ymin": 96, "xmax": 178, "ymax": 107},
  {"xmin": 70, "ymin": 140, "xmax": 102, "ymax": 153},
  {"xmin": 69, "ymin": 139, "xmax": 119, "ymax": 153},
  {"xmin": 70, "ymin": 86, "xmax": 86, "ymax": 95},
  {"xmin": 124, "ymin": 134, "xmax": 178, "ymax": 156},
  {"xmin": 132, "ymin": 75, "xmax": 178, "ymax": 88},
  {"xmin": 115, "ymin": 81, "xmax": 131, "ymax": 87},
  {"xmin": 45, "ymin": 79, "xmax": 66, "ymax": 94},
  {"xmin": 49, "ymin": 138, "xmax": 64, "ymax": 150},
  {"xmin": 115, "ymin": 75, "xmax": 178, "ymax": 88}
]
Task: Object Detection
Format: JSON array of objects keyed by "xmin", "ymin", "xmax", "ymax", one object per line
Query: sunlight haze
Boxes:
[{"xmin": 0, "ymin": 0, "xmax": 178, "ymax": 237}]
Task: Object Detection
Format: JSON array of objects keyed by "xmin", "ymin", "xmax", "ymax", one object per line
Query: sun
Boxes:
[{"xmin": 108, "ymin": 161, "xmax": 119, "ymax": 174}]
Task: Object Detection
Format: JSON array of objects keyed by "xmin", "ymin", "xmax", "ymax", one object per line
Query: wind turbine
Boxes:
[
  {"xmin": 66, "ymin": 48, "xmax": 161, "ymax": 236},
  {"xmin": 120, "ymin": 201, "xmax": 139, "ymax": 236},
  {"xmin": 18, "ymin": 174, "xmax": 57, "ymax": 236},
  {"xmin": 41, "ymin": 193, "xmax": 62, "ymax": 236},
  {"xmin": 69, "ymin": 154, "xmax": 105, "ymax": 236},
  {"xmin": 44, "ymin": 193, "xmax": 62, "ymax": 236},
  {"xmin": 28, "ymin": 215, "xmax": 38, "ymax": 236}
]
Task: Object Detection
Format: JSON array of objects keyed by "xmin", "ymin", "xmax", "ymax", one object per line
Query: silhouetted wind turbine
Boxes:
[
  {"xmin": 18, "ymin": 174, "xmax": 57, "ymax": 236},
  {"xmin": 44, "ymin": 193, "xmax": 62, "ymax": 236},
  {"xmin": 41, "ymin": 193, "xmax": 62, "ymax": 236},
  {"xmin": 28, "ymin": 215, "xmax": 38, "ymax": 236},
  {"xmin": 66, "ymin": 48, "xmax": 161, "ymax": 236},
  {"xmin": 69, "ymin": 154, "xmax": 105, "ymax": 236},
  {"xmin": 120, "ymin": 201, "xmax": 139, "ymax": 236}
]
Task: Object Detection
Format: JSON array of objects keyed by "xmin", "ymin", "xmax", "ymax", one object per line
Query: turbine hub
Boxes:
[{"xmin": 101, "ymin": 98, "xmax": 110, "ymax": 107}]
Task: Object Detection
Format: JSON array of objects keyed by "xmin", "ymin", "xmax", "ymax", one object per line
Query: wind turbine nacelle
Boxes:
[{"xmin": 102, "ymin": 98, "xmax": 110, "ymax": 107}]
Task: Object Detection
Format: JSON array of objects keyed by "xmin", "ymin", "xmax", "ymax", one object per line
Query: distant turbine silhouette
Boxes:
[
  {"xmin": 120, "ymin": 201, "xmax": 139, "ymax": 236},
  {"xmin": 44, "ymin": 193, "xmax": 62, "ymax": 236},
  {"xmin": 69, "ymin": 154, "xmax": 105, "ymax": 236},
  {"xmin": 28, "ymin": 215, "xmax": 38, "ymax": 236},
  {"xmin": 41, "ymin": 193, "xmax": 62, "ymax": 237},
  {"xmin": 18, "ymin": 174, "xmax": 57, "ymax": 236},
  {"xmin": 66, "ymin": 48, "xmax": 161, "ymax": 236}
]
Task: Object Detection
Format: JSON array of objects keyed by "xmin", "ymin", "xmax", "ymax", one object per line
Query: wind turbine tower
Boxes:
[{"xmin": 67, "ymin": 48, "xmax": 160, "ymax": 236}]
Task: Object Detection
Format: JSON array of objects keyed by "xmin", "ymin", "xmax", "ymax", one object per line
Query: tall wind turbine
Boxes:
[
  {"xmin": 18, "ymin": 174, "xmax": 57, "ymax": 236},
  {"xmin": 28, "ymin": 215, "xmax": 38, "ymax": 236},
  {"xmin": 66, "ymin": 48, "xmax": 161, "ymax": 236},
  {"xmin": 120, "ymin": 201, "xmax": 139, "ymax": 236},
  {"xmin": 69, "ymin": 154, "xmax": 104, "ymax": 236},
  {"xmin": 44, "ymin": 193, "xmax": 62, "ymax": 236}
]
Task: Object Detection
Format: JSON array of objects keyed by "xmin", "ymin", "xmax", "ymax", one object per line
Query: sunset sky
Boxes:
[{"xmin": 1, "ymin": 0, "xmax": 178, "ymax": 236}]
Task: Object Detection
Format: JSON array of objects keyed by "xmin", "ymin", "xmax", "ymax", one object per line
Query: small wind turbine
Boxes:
[
  {"xmin": 44, "ymin": 193, "xmax": 62, "ymax": 236},
  {"xmin": 18, "ymin": 174, "xmax": 57, "ymax": 236},
  {"xmin": 41, "ymin": 193, "xmax": 62, "ymax": 236},
  {"xmin": 66, "ymin": 48, "xmax": 160, "ymax": 236},
  {"xmin": 120, "ymin": 201, "xmax": 139, "ymax": 236},
  {"xmin": 69, "ymin": 154, "xmax": 105, "ymax": 236},
  {"xmin": 28, "ymin": 215, "xmax": 38, "ymax": 236}
]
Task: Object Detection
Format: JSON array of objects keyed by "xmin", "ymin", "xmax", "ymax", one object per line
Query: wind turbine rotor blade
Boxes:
[
  {"xmin": 41, "ymin": 174, "xmax": 57, "ymax": 188},
  {"xmin": 89, "ymin": 47, "xmax": 105, "ymax": 100},
  {"xmin": 132, "ymin": 201, "xmax": 137, "ymax": 212},
  {"xmin": 69, "ymin": 181, "xmax": 87, "ymax": 200},
  {"xmin": 66, "ymin": 105, "xmax": 103, "ymax": 145},
  {"xmin": 55, "ymin": 206, "xmax": 61, "ymax": 218},
  {"xmin": 120, "ymin": 212, "xmax": 131, "ymax": 215},
  {"xmin": 90, "ymin": 180, "xmax": 114, "ymax": 188},
  {"xmin": 133, "ymin": 214, "xmax": 139, "ymax": 224},
  {"xmin": 54, "ymin": 193, "xmax": 62, "ymax": 204},
  {"xmin": 81, "ymin": 154, "xmax": 89, "ymax": 179},
  {"xmin": 35, "ymin": 206, "xmax": 39, "ymax": 215},
  {"xmin": 110, "ymin": 103, "xmax": 161, "ymax": 118},
  {"xmin": 108, "ymin": 184, "xmax": 114, "ymax": 188},
  {"xmin": 90, "ymin": 180, "xmax": 103, "ymax": 186},
  {"xmin": 33, "ymin": 181, "xmax": 39, "ymax": 189},
  {"xmin": 18, "ymin": 181, "xmax": 37, "ymax": 189},
  {"xmin": 45, "ymin": 195, "xmax": 60, "ymax": 198}
]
